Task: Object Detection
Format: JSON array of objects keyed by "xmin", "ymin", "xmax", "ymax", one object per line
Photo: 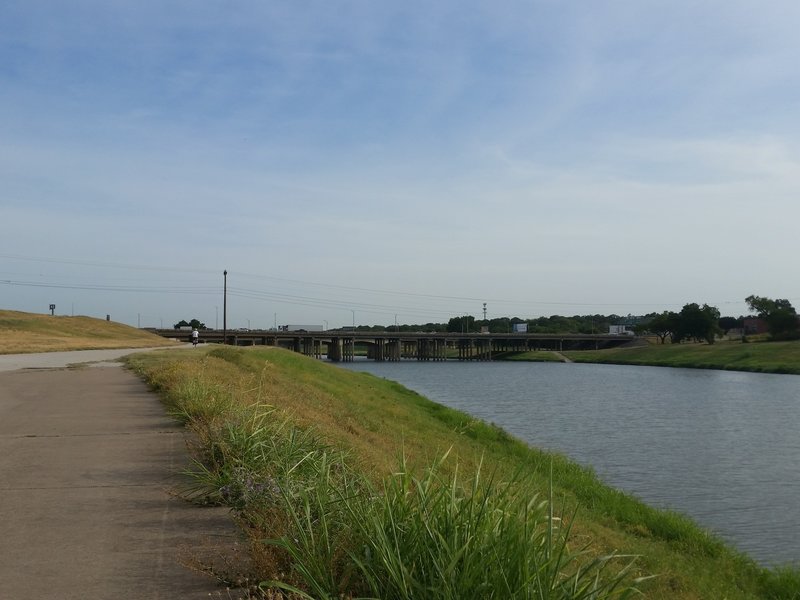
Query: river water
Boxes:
[{"xmin": 339, "ymin": 360, "xmax": 800, "ymax": 567}]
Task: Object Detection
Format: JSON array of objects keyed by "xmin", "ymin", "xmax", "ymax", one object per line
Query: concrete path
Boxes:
[
  {"xmin": 0, "ymin": 349, "xmax": 238, "ymax": 599},
  {"xmin": 552, "ymin": 351, "xmax": 574, "ymax": 363},
  {"xmin": 0, "ymin": 346, "xmax": 186, "ymax": 373}
]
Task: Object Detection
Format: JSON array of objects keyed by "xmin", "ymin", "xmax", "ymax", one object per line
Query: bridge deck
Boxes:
[{"xmin": 151, "ymin": 329, "xmax": 634, "ymax": 362}]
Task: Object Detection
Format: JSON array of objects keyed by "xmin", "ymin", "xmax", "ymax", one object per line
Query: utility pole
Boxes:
[{"xmin": 223, "ymin": 270, "xmax": 228, "ymax": 345}]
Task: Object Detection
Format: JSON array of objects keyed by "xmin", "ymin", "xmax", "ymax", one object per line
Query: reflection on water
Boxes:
[{"xmin": 341, "ymin": 360, "xmax": 800, "ymax": 566}]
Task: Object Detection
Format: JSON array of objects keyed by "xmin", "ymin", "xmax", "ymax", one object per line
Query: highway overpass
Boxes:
[{"xmin": 150, "ymin": 328, "xmax": 636, "ymax": 362}]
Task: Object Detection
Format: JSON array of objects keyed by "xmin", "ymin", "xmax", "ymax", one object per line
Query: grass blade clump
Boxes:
[
  {"xmin": 347, "ymin": 457, "xmax": 641, "ymax": 599},
  {"xmin": 258, "ymin": 452, "xmax": 642, "ymax": 599}
]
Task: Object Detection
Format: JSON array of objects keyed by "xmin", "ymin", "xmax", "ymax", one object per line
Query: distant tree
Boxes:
[
  {"xmin": 447, "ymin": 316, "xmax": 476, "ymax": 333},
  {"xmin": 745, "ymin": 295, "xmax": 800, "ymax": 340},
  {"xmin": 487, "ymin": 317, "xmax": 511, "ymax": 333},
  {"xmin": 577, "ymin": 314, "xmax": 613, "ymax": 335},
  {"xmin": 526, "ymin": 315, "xmax": 576, "ymax": 334},
  {"xmin": 173, "ymin": 318, "xmax": 206, "ymax": 330},
  {"xmin": 718, "ymin": 316, "xmax": 742, "ymax": 335},
  {"xmin": 395, "ymin": 322, "xmax": 446, "ymax": 333},
  {"xmin": 643, "ymin": 311, "xmax": 679, "ymax": 344},
  {"xmin": 675, "ymin": 303, "xmax": 721, "ymax": 344}
]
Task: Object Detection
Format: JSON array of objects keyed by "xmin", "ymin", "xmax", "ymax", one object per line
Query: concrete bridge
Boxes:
[{"xmin": 151, "ymin": 329, "xmax": 634, "ymax": 362}]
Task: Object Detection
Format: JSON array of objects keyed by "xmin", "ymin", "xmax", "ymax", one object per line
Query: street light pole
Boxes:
[{"xmin": 223, "ymin": 270, "xmax": 228, "ymax": 345}]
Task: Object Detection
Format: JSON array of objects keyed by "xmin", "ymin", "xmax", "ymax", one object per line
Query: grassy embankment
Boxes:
[
  {"xmin": 552, "ymin": 339, "xmax": 800, "ymax": 375},
  {"xmin": 0, "ymin": 309, "xmax": 176, "ymax": 354},
  {"xmin": 128, "ymin": 345, "xmax": 800, "ymax": 599}
]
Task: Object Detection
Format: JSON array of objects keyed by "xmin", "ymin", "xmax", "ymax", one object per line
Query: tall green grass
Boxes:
[
  {"xmin": 151, "ymin": 354, "xmax": 643, "ymax": 598},
  {"xmin": 128, "ymin": 347, "xmax": 800, "ymax": 599},
  {"xmin": 263, "ymin": 453, "xmax": 646, "ymax": 600}
]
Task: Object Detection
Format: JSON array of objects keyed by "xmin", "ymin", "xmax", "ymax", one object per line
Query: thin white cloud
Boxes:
[{"xmin": 3, "ymin": 1, "xmax": 800, "ymax": 324}]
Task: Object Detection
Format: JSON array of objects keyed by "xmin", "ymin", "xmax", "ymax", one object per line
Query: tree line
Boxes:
[
  {"xmin": 372, "ymin": 295, "xmax": 799, "ymax": 343},
  {"xmin": 639, "ymin": 296, "xmax": 798, "ymax": 344},
  {"xmin": 173, "ymin": 295, "xmax": 798, "ymax": 343}
]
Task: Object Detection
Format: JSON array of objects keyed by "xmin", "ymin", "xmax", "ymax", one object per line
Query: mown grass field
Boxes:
[
  {"xmin": 0, "ymin": 309, "xmax": 177, "ymax": 354},
  {"xmin": 559, "ymin": 339, "xmax": 800, "ymax": 375},
  {"xmin": 128, "ymin": 346, "xmax": 800, "ymax": 599}
]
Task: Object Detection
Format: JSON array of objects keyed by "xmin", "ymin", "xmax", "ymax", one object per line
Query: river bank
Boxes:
[
  {"xmin": 506, "ymin": 339, "xmax": 800, "ymax": 375},
  {"xmin": 129, "ymin": 346, "xmax": 799, "ymax": 599},
  {"xmin": 343, "ymin": 358, "xmax": 800, "ymax": 568}
]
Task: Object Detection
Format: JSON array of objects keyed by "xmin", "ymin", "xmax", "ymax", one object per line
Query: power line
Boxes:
[
  {"xmin": 2, "ymin": 253, "xmax": 789, "ymax": 312},
  {"xmin": 0, "ymin": 279, "xmax": 218, "ymax": 295},
  {"xmin": 0, "ymin": 253, "xmax": 216, "ymax": 275}
]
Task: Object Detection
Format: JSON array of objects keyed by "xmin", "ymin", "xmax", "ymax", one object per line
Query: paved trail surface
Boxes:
[{"xmin": 0, "ymin": 348, "xmax": 237, "ymax": 599}]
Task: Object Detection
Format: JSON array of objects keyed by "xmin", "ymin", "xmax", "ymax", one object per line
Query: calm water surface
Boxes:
[{"xmin": 340, "ymin": 360, "xmax": 800, "ymax": 566}]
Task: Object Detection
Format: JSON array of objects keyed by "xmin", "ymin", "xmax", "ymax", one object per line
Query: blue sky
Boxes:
[{"xmin": 2, "ymin": 1, "xmax": 799, "ymax": 329}]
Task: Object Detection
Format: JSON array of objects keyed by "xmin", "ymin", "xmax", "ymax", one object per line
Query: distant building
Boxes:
[
  {"xmin": 742, "ymin": 318, "xmax": 768, "ymax": 335},
  {"xmin": 608, "ymin": 324, "xmax": 634, "ymax": 336}
]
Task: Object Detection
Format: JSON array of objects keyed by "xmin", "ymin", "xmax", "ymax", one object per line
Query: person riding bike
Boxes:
[{"xmin": 191, "ymin": 328, "xmax": 199, "ymax": 347}]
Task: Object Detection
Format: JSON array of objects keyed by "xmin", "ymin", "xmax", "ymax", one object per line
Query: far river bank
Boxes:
[{"xmin": 503, "ymin": 339, "xmax": 800, "ymax": 375}]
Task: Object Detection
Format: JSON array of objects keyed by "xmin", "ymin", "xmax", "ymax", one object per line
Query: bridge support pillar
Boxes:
[
  {"xmin": 475, "ymin": 339, "xmax": 487, "ymax": 361},
  {"xmin": 417, "ymin": 339, "xmax": 428, "ymax": 361},
  {"xmin": 373, "ymin": 339, "xmax": 385, "ymax": 362},
  {"xmin": 342, "ymin": 337, "xmax": 354, "ymax": 362},
  {"xmin": 435, "ymin": 339, "xmax": 446, "ymax": 361},
  {"xmin": 328, "ymin": 338, "xmax": 342, "ymax": 362},
  {"xmin": 458, "ymin": 338, "xmax": 475, "ymax": 360},
  {"xmin": 388, "ymin": 339, "xmax": 401, "ymax": 361}
]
